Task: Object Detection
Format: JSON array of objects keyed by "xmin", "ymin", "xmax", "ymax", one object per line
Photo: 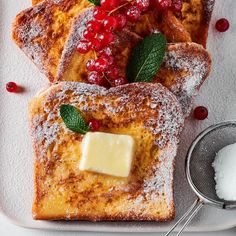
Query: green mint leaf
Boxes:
[
  {"xmin": 87, "ymin": 0, "xmax": 100, "ymax": 6},
  {"xmin": 126, "ymin": 33, "xmax": 167, "ymax": 83},
  {"xmin": 60, "ymin": 105, "xmax": 90, "ymax": 134}
]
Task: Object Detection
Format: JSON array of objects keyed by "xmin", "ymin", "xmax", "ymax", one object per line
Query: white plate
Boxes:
[{"xmin": 0, "ymin": 0, "xmax": 236, "ymax": 233}]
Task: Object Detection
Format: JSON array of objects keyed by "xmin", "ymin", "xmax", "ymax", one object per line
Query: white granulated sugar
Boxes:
[{"xmin": 212, "ymin": 143, "xmax": 236, "ymax": 201}]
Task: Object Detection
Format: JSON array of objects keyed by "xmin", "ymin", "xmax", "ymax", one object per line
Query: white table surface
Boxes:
[{"xmin": 0, "ymin": 214, "xmax": 235, "ymax": 236}]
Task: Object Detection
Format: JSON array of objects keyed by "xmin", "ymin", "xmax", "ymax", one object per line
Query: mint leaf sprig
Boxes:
[
  {"xmin": 87, "ymin": 0, "xmax": 100, "ymax": 6},
  {"xmin": 126, "ymin": 33, "xmax": 167, "ymax": 83},
  {"xmin": 60, "ymin": 105, "xmax": 90, "ymax": 134}
]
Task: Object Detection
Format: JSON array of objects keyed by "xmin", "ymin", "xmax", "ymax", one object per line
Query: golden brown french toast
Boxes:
[
  {"xmin": 29, "ymin": 82, "xmax": 184, "ymax": 221},
  {"xmin": 155, "ymin": 42, "xmax": 211, "ymax": 115},
  {"xmin": 13, "ymin": 0, "xmax": 214, "ymax": 81},
  {"xmin": 12, "ymin": 0, "xmax": 93, "ymax": 81},
  {"xmin": 58, "ymin": 13, "xmax": 211, "ymax": 116}
]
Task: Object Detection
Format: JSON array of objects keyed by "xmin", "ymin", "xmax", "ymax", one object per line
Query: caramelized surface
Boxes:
[
  {"xmin": 13, "ymin": 0, "xmax": 214, "ymax": 81},
  {"xmin": 30, "ymin": 82, "xmax": 184, "ymax": 220}
]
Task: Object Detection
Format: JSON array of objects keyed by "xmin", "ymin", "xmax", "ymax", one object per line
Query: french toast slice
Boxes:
[
  {"xmin": 29, "ymin": 82, "xmax": 184, "ymax": 221},
  {"xmin": 154, "ymin": 42, "xmax": 211, "ymax": 115},
  {"xmin": 13, "ymin": 0, "xmax": 214, "ymax": 81},
  {"xmin": 58, "ymin": 10, "xmax": 211, "ymax": 116},
  {"xmin": 12, "ymin": 0, "xmax": 93, "ymax": 81}
]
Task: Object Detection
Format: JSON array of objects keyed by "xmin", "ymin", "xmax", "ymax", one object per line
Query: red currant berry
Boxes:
[
  {"xmin": 83, "ymin": 29, "xmax": 95, "ymax": 40},
  {"xmin": 155, "ymin": 0, "xmax": 172, "ymax": 11},
  {"xmin": 116, "ymin": 14, "xmax": 127, "ymax": 29},
  {"xmin": 100, "ymin": 0, "xmax": 121, "ymax": 11},
  {"xmin": 193, "ymin": 106, "xmax": 208, "ymax": 120},
  {"xmin": 93, "ymin": 7, "xmax": 107, "ymax": 20},
  {"xmin": 86, "ymin": 59, "xmax": 96, "ymax": 71},
  {"xmin": 171, "ymin": 0, "xmax": 183, "ymax": 12},
  {"xmin": 101, "ymin": 54, "xmax": 114, "ymax": 65},
  {"xmin": 101, "ymin": 79, "xmax": 112, "ymax": 89},
  {"xmin": 88, "ymin": 71, "xmax": 105, "ymax": 85},
  {"xmin": 149, "ymin": 0, "xmax": 157, "ymax": 8},
  {"xmin": 90, "ymin": 38, "xmax": 102, "ymax": 52},
  {"xmin": 113, "ymin": 77, "xmax": 127, "ymax": 86},
  {"xmin": 76, "ymin": 40, "xmax": 91, "ymax": 54},
  {"xmin": 126, "ymin": 6, "xmax": 141, "ymax": 22},
  {"xmin": 103, "ymin": 16, "xmax": 118, "ymax": 31},
  {"xmin": 98, "ymin": 32, "xmax": 115, "ymax": 46},
  {"xmin": 94, "ymin": 57, "xmax": 109, "ymax": 72},
  {"xmin": 135, "ymin": 0, "xmax": 150, "ymax": 11},
  {"xmin": 6, "ymin": 82, "xmax": 18, "ymax": 93},
  {"xmin": 106, "ymin": 67, "xmax": 119, "ymax": 80},
  {"xmin": 215, "ymin": 18, "xmax": 230, "ymax": 32},
  {"xmin": 87, "ymin": 20, "xmax": 102, "ymax": 33},
  {"xmin": 99, "ymin": 47, "xmax": 112, "ymax": 56},
  {"xmin": 89, "ymin": 119, "xmax": 101, "ymax": 132}
]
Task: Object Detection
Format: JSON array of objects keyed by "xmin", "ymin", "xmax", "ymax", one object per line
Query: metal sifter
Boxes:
[{"xmin": 165, "ymin": 121, "xmax": 236, "ymax": 236}]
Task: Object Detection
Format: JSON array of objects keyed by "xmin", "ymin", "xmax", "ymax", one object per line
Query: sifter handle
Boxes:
[{"xmin": 164, "ymin": 198, "xmax": 204, "ymax": 236}]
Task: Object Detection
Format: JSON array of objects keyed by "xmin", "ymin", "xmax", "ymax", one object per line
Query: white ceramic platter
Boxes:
[{"xmin": 1, "ymin": 0, "xmax": 236, "ymax": 233}]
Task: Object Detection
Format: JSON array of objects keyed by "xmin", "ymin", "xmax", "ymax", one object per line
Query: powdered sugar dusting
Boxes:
[
  {"xmin": 31, "ymin": 82, "xmax": 184, "ymax": 156},
  {"xmin": 164, "ymin": 43, "xmax": 211, "ymax": 115},
  {"xmin": 203, "ymin": 0, "xmax": 215, "ymax": 21},
  {"xmin": 14, "ymin": 16, "xmax": 46, "ymax": 73},
  {"xmin": 143, "ymin": 145, "xmax": 177, "ymax": 206},
  {"xmin": 30, "ymin": 82, "xmax": 184, "ymax": 209},
  {"xmin": 57, "ymin": 8, "xmax": 94, "ymax": 78}
]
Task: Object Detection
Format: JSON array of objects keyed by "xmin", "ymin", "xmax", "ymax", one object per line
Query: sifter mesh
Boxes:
[{"xmin": 186, "ymin": 122, "xmax": 236, "ymax": 209}]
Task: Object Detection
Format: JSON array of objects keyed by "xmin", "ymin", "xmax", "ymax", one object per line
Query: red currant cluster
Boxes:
[
  {"xmin": 77, "ymin": 0, "xmax": 182, "ymax": 87},
  {"xmin": 155, "ymin": 0, "xmax": 183, "ymax": 12}
]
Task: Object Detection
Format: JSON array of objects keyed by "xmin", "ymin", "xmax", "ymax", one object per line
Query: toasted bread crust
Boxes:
[
  {"xmin": 12, "ymin": 0, "xmax": 92, "ymax": 81},
  {"xmin": 57, "ymin": 10, "xmax": 211, "ymax": 116},
  {"xmin": 155, "ymin": 42, "xmax": 211, "ymax": 115},
  {"xmin": 29, "ymin": 82, "xmax": 184, "ymax": 221},
  {"xmin": 14, "ymin": 0, "xmax": 214, "ymax": 81}
]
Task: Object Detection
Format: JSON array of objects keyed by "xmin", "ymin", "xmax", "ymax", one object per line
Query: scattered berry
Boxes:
[
  {"xmin": 135, "ymin": 0, "xmax": 150, "ymax": 11},
  {"xmin": 94, "ymin": 57, "xmax": 109, "ymax": 72},
  {"xmin": 6, "ymin": 82, "xmax": 18, "ymax": 93},
  {"xmin": 77, "ymin": 40, "xmax": 91, "ymax": 54},
  {"xmin": 93, "ymin": 7, "xmax": 107, "ymax": 20},
  {"xmin": 114, "ymin": 77, "xmax": 127, "ymax": 86},
  {"xmin": 215, "ymin": 18, "xmax": 230, "ymax": 32},
  {"xmin": 86, "ymin": 59, "xmax": 96, "ymax": 71},
  {"xmin": 155, "ymin": 0, "xmax": 172, "ymax": 11},
  {"xmin": 87, "ymin": 20, "xmax": 102, "ymax": 33},
  {"xmin": 126, "ymin": 6, "xmax": 141, "ymax": 22},
  {"xmin": 88, "ymin": 71, "xmax": 105, "ymax": 85},
  {"xmin": 194, "ymin": 106, "xmax": 208, "ymax": 120},
  {"xmin": 101, "ymin": 0, "xmax": 121, "ymax": 11},
  {"xmin": 89, "ymin": 119, "xmax": 101, "ymax": 132}
]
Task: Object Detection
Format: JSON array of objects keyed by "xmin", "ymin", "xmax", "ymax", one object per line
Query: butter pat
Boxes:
[{"xmin": 79, "ymin": 132, "xmax": 134, "ymax": 177}]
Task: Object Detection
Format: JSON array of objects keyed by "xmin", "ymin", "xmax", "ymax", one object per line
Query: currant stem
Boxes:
[
  {"xmin": 108, "ymin": 1, "xmax": 132, "ymax": 16},
  {"xmin": 93, "ymin": 50, "xmax": 98, "ymax": 59},
  {"xmin": 103, "ymin": 72, "xmax": 112, "ymax": 85}
]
